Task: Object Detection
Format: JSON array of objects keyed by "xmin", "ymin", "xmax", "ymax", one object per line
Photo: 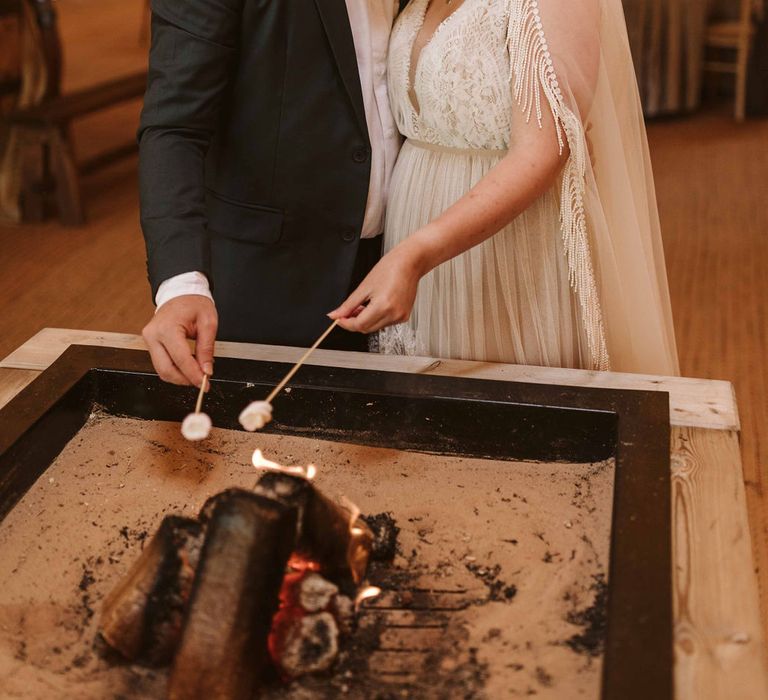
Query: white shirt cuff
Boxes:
[{"xmin": 155, "ymin": 271, "xmax": 214, "ymax": 310}]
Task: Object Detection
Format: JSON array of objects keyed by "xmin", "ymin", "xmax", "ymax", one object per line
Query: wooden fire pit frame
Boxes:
[
  {"xmin": 0, "ymin": 342, "xmax": 672, "ymax": 699},
  {"xmin": 2, "ymin": 328, "xmax": 767, "ymax": 700}
]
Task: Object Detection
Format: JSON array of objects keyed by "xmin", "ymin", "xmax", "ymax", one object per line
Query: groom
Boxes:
[{"xmin": 139, "ymin": 0, "xmax": 402, "ymax": 387}]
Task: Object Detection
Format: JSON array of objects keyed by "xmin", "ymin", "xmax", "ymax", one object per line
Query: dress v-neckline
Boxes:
[{"xmin": 406, "ymin": 0, "xmax": 470, "ymax": 117}]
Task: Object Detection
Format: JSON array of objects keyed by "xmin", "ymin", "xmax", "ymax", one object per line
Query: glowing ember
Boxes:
[
  {"xmin": 251, "ymin": 449, "xmax": 317, "ymax": 481},
  {"xmin": 286, "ymin": 553, "xmax": 321, "ymax": 574},
  {"xmin": 354, "ymin": 585, "xmax": 382, "ymax": 612},
  {"xmin": 268, "ymin": 562, "xmax": 365, "ymax": 680}
]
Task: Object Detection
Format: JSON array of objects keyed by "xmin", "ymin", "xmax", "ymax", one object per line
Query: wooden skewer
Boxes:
[
  {"xmin": 195, "ymin": 374, "xmax": 209, "ymax": 414},
  {"xmin": 266, "ymin": 320, "xmax": 338, "ymax": 404}
]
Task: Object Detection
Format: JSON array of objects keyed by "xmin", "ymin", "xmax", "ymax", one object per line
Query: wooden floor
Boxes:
[
  {"xmin": 1, "ymin": 0, "xmax": 767, "ymax": 638},
  {"xmin": 649, "ymin": 112, "xmax": 768, "ymax": 631}
]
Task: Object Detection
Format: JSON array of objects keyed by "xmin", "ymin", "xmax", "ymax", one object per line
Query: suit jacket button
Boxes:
[
  {"xmin": 352, "ymin": 146, "xmax": 369, "ymax": 163},
  {"xmin": 341, "ymin": 227, "xmax": 357, "ymax": 242}
]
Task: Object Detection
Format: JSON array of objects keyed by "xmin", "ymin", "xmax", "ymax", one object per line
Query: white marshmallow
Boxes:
[
  {"xmin": 181, "ymin": 412, "xmax": 212, "ymax": 441},
  {"xmin": 239, "ymin": 401, "xmax": 273, "ymax": 432}
]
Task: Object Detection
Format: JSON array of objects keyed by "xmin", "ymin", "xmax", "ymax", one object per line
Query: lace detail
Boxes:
[
  {"xmin": 507, "ymin": 0, "xmax": 610, "ymax": 370},
  {"xmin": 389, "ymin": 0, "xmax": 513, "ymax": 150},
  {"xmin": 385, "ymin": 0, "xmax": 610, "ymax": 370},
  {"xmin": 378, "ymin": 324, "xmax": 420, "ymax": 356}
]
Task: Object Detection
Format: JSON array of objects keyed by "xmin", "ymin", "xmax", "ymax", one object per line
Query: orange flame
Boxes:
[
  {"xmin": 286, "ymin": 552, "xmax": 321, "ymax": 574},
  {"xmin": 354, "ymin": 585, "xmax": 382, "ymax": 612},
  {"xmin": 252, "ymin": 449, "xmax": 317, "ymax": 481},
  {"xmin": 339, "ymin": 495, "xmax": 372, "ymax": 585},
  {"xmin": 340, "ymin": 496, "xmax": 361, "ymax": 532}
]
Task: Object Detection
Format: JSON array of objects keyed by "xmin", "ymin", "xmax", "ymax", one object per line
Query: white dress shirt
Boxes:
[{"xmin": 155, "ymin": 0, "xmax": 400, "ymax": 310}]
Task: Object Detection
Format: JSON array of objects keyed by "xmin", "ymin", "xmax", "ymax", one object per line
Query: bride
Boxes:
[{"xmin": 330, "ymin": 0, "xmax": 679, "ymax": 376}]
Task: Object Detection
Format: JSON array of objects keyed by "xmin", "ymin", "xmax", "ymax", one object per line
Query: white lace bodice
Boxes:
[
  {"xmin": 386, "ymin": 0, "xmax": 611, "ymax": 371},
  {"xmin": 389, "ymin": 0, "xmax": 517, "ymax": 150}
]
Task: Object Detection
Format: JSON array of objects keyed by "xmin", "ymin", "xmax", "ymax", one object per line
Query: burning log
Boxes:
[
  {"xmin": 167, "ymin": 489, "xmax": 297, "ymax": 700},
  {"xmin": 295, "ymin": 571, "xmax": 339, "ymax": 612},
  {"xmin": 269, "ymin": 570, "xmax": 352, "ymax": 678},
  {"xmin": 99, "ymin": 516, "xmax": 204, "ymax": 666},
  {"xmin": 272, "ymin": 611, "xmax": 340, "ymax": 678},
  {"xmin": 253, "ymin": 471, "xmax": 374, "ymax": 584},
  {"xmin": 99, "ymin": 453, "xmax": 388, "ymax": 692}
]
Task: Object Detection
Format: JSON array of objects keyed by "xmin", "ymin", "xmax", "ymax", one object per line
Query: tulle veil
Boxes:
[{"xmin": 513, "ymin": 0, "xmax": 680, "ymax": 375}]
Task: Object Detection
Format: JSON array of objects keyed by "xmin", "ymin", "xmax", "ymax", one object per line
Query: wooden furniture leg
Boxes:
[
  {"xmin": 49, "ymin": 125, "xmax": 84, "ymax": 226},
  {"xmin": 735, "ymin": 32, "xmax": 750, "ymax": 121},
  {"xmin": 18, "ymin": 128, "xmax": 47, "ymax": 223}
]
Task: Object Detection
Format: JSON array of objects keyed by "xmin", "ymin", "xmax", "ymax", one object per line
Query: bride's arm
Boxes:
[
  {"xmin": 331, "ymin": 0, "xmax": 601, "ymax": 335},
  {"xmin": 329, "ymin": 114, "xmax": 567, "ymax": 334}
]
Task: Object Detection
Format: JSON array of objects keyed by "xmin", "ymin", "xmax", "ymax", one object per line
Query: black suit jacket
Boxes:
[{"xmin": 139, "ymin": 0, "xmax": 391, "ymax": 346}]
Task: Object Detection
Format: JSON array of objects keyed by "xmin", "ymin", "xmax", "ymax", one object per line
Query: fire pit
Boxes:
[{"xmin": 0, "ymin": 345, "xmax": 672, "ymax": 699}]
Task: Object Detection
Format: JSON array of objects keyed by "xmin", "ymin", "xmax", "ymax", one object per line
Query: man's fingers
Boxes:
[
  {"xmin": 146, "ymin": 337, "xmax": 191, "ymax": 386},
  {"xmin": 328, "ymin": 286, "xmax": 370, "ymax": 320},
  {"xmin": 143, "ymin": 295, "xmax": 219, "ymax": 387},
  {"xmin": 194, "ymin": 311, "xmax": 218, "ymax": 378},
  {"xmin": 163, "ymin": 328, "xmax": 205, "ymax": 387}
]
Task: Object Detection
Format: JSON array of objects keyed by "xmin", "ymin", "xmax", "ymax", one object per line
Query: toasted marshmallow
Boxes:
[
  {"xmin": 239, "ymin": 401, "xmax": 273, "ymax": 432},
  {"xmin": 181, "ymin": 412, "xmax": 212, "ymax": 441}
]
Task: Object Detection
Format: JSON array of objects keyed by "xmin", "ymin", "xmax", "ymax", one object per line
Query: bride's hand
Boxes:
[{"xmin": 328, "ymin": 241, "xmax": 427, "ymax": 333}]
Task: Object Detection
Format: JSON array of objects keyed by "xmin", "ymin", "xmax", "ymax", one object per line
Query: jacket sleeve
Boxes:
[{"xmin": 138, "ymin": 0, "xmax": 243, "ymax": 299}]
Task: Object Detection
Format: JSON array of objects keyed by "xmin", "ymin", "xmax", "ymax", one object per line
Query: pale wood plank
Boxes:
[
  {"xmin": 0, "ymin": 328, "xmax": 739, "ymax": 432},
  {"xmin": 0, "ymin": 328, "xmax": 147, "ymax": 368},
  {"xmin": 0, "ymin": 368, "xmax": 40, "ymax": 410},
  {"xmin": 672, "ymin": 426, "xmax": 768, "ymax": 699}
]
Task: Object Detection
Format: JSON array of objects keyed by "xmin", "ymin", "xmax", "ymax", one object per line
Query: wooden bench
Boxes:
[
  {"xmin": 0, "ymin": 0, "xmax": 23, "ymax": 104},
  {"xmin": 1, "ymin": 0, "xmax": 146, "ymax": 225}
]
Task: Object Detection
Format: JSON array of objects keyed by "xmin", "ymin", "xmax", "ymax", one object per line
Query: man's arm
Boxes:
[
  {"xmin": 155, "ymin": 272, "xmax": 214, "ymax": 309},
  {"xmin": 139, "ymin": 0, "xmax": 242, "ymax": 386}
]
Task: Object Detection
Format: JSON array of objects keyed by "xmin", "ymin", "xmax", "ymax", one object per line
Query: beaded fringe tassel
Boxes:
[{"xmin": 507, "ymin": 0, "xmax": 611, "ymax": 371}]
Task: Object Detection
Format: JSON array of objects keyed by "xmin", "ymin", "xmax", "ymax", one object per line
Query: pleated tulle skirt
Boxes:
[{"xmin": 378, "ymin": 139, "xmax": 591, "ymax": 368}]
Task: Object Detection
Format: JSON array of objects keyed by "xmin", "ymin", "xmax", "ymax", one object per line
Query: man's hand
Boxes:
[{"xmin": 142, "ymin": 295, "xmax": 218, "ymax": 387}]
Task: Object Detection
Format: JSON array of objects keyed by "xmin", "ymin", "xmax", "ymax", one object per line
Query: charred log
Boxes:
[
  {"xmin": 271, "ymin": 611, "xmax": 340, "ymax": 678},
  {"xmin": 98, "ymin": 516, "xmax": 204, "ymax": 665},
  {"xmin": 253, "ymin": 472, "xmax": 374, "ymax": 584},
  {"xmin": 167, "ymin": 490, "xmax": 297, "ymax": 700},
  {"xmin": 362, "ymin": 512, "xmax": 400, "ymax": 562}
]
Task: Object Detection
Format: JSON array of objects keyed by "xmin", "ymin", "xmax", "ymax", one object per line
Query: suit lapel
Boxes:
[{"xmin": 313, "ymin": 0, "xmax": 368, "ymax": 137}]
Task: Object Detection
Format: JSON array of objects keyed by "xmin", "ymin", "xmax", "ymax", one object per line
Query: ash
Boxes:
[{"xmin": 0, "ymin": 415, "xmax": 614, "ymax": 699}]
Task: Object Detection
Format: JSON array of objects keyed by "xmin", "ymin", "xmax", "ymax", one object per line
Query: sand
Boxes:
[{"xmin": 0, "ymin": 413, "xmax": 614, "ymax": 699}]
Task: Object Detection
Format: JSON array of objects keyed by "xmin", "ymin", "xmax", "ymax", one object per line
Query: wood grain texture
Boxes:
[
  {"xmin": 0, "ymin": 327, "xmax": 739, "ymax": 432},
  {"xmin": 648, "ymin": 113, "xmax": 768, "ymax": 653},
  {"xmin": 672, "ymin": 426, "xmax": 768, "ymax": 699},
  {"xmin": 0, "ymin": 368, "xmax": 39, "ymax": 409}
]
